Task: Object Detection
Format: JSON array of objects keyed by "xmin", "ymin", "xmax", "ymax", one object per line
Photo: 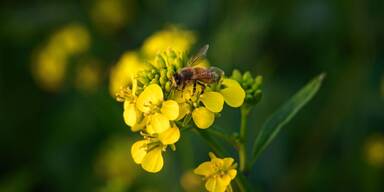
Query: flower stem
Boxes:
[{"xmin": 239, "ymin": 106, "xmax": 249, "ymax": 172}]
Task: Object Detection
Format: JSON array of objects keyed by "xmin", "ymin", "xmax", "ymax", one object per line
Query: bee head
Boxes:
[{"xmin": 173, "ymin": 73, "xmax": 182, "ymax": 86}]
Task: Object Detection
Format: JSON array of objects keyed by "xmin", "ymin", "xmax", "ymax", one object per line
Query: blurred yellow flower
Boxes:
[
  {"xmin": 75, "ymin": 59, "xmax": 101, "ymax": 93},
  {"xmin": 142, "ymin": 26, "xmax": 196, "ymax": 57},
  {"xmin": 136, "ymin": 84, "xmax": 179, "ymax": 134},
  {"xmin": 131, "ymin": 126, "xmax": 180, "ymax": 173},
  {"xmin": 49, "ymin": 24, "xmax": 90, "ymax": 55},
  {"xmin": 32, "ymin": 23, "xmax": 90, "ymax": 92},
  {"xmin": 95, "ymin": 136, "xmax": 139, "ymax": 191},
  {"xmin": 32, "ymin": 50, "xmax": 67, "ymax": 91},
  {"xmin": 180, "ymin": 170, "xmax": 203, "ymax": 192},
  {"xmin": 194, "ymin": 152, "xmax": 237, "ymax": 192},
  {"xmin": 110, "ymin": 51, "xmax": 148, "ymax": 96},
  {"xmin": 365, "ymin": 135, "xmax": 384, "ymax": 167},
  {"xmin": 91, "ymin": 0, "xmax": 136, "ymax": 33}
]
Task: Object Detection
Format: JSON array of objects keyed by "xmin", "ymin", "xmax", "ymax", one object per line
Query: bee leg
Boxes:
[
  {"xmin": 197, "ymin": 81, "xmax": 205, "ymax": 94},
  {"xmin": 193, "ymin": 81, "xmax": 197, "ymax": 95}
]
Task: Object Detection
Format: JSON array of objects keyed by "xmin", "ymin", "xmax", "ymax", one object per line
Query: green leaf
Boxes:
[{"xmin": 251, "ymin": 73, "xmax": 325, "ymax": 164}]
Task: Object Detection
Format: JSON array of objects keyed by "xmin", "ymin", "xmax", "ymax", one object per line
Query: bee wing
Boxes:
[{"xmin": 187, "ymin": 44, "xmax": 209, "ymax": 66}]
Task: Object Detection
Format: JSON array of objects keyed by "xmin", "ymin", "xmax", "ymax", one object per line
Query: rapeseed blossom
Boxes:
[
  {"xmin": 112, "ymin": 27, "xmax": 248, "ymax": 173},
  {"xmin": 115, "ymin": 47, "xmax": 246, "ymax": 173},
  {"xmin": 194, "ymin": 152, "xmax": 237, "ymax": 192},
  {"xmin": 131, "ymin": 126, "xmax": 180, "ymax": 172}
]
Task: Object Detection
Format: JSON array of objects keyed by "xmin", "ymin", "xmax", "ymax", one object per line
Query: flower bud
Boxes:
[{"xmin": 231, "ymin": 70, "xmax": 242, "ymax": 82}]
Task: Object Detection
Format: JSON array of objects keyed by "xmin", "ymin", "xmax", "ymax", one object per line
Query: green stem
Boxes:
[{"xmin": 239, "ymin": 106, "xmax": 249, "ymax": 172}]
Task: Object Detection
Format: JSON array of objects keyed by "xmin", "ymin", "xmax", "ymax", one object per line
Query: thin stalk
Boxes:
[{"xmin": 239, "ymin": 106, "xmax": 249, "ymax": 172}]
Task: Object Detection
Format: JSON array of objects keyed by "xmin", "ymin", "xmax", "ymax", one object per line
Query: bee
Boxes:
[{"xmin": 173, "ymin": 44, "xmax": 224, "ymax": 94}]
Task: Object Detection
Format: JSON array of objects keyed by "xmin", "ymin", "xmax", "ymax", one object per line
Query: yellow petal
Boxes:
[
  {"xmin": 131, "ymin": 140, "xmax": 148, "ymax": 164},
  {"xmin": 200, "ymin": 92, "xmax": 224, "ymax": 113},
  {"xmin": 222, "ymin": 158, "xmax": 234, "ymax": 169},
  {"xmin": 161, "ymin": 100, "xmax": 179, "ymax": 120},
  {"xmin": 209, "ymin": 152, "xmax": 218, "ymax": 160},
  {"xmin": 131, "ymin": 116, "xmax": 146, "ymax": 132},
  {"xmin": 193, "ymin": 162, "xmax": 215, "ymax": 177},
  {"xmin": 147, "ymin": 113, "xmax": 170, "ymax": 134},
  {"xmin": 192, "ymin": 107, "xmax": 214, "ymax": 129},
  {"xmin": 177, "ymin": 102, "xmax": 191, "ymax": 120},
  {"xmin": 158, "ymin": 126, "xmax": 180, "ymax": 145},
  {"xmin": 220, "ymin": 79, "xmax": 245, "ymax": 108},
  {"xmin": 227, "ymin": 169, "xmax": 237, "ymax": 179},
  {"xmin": 217, "ymin": 175, "xmax": 232, "ymax": 191},
  {"xmin": 205, "ymin": 177, "xmax": 227, "ymax": 192},
  {"xmin": 123, "ymin": 102, "xmax": 137, "ymax": 126},
  {"xmin": 141, "ymin": 147, "xmax": 164, "ymax": 173},
  {"xmin": 136, "ymin": 84, "xmax": 164, "ymax": 113}
]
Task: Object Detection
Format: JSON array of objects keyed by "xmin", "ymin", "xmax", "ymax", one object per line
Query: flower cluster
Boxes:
[
  {"xmin": 109, "ymin": 26, "xmax": 195, "ymax": 95},
  {"xmin": 194, "ymin": 152, "xmax": 237, "ymax": 192},
  {"xmin": 115, "ymin": 48, "xmax": 246, "ymax": 173}
]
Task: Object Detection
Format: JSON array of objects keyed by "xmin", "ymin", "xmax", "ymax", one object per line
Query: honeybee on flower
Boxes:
[{"xmin": 114, "ymin": 44, "xmax": 246, "ymax": 173}]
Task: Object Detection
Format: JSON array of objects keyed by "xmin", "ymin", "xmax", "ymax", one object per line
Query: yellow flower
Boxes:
[
  {"xmin": 194, "ymin": 152, "xmax": 237, "ymax": 192},
  {"xmin": 31, "ymin": 23, "xmax": 90, "ymax": 92},
  {"xmin": 75, "ymin": 59, "xmax": 101, "ymax": 92},
  {"xmin": 95, "ymin": 136, "xmax": 139, "ymax": 188},
  {"xmin": 90, "ymin": 0, "xmax": 135, "ymax": 33},
  {"xmin": 109, "ymin": 51, "xmax": 148, "ymax": 96},
  {"xmin": 142, "ymin": 26, "xmax": 196, "ymax": 57},
  {"xmin": 50, "ymin": 24, "xmax": 90, "ymax": 55},
  {"xmin": 120, "ymin": 79, "xmax": 144, "ymax": 132},
  {"xmin": 136, "ymin": 84, "xmax": 179, "ymax": 134},
  {"xmin": 131, "ymin": 126, "xmax": 180, "ymax": 173},
  {"xmin": 32, "ymin": 49, "xmax": 67, "ymax": 92}
]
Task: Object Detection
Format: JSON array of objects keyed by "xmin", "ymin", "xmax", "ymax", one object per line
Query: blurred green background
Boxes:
[{"xmin": 1, "ymin": 0, "xmax": 383, "ymax": 191}]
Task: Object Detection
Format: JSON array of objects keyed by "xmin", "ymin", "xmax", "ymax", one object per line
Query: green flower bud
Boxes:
[
  {"xmin": 167, "ymin": 69, "xmax": 174, "ymax": 79},
  {"xmin": 165, "ymin": 81, "xmax": 172, "ymax": 92},
  {"xmin": 243, "ymin": 71, "xmax": 253, "ymax": 82},
  {"xmin": 160, "ymin": 76, "xmax": 167, "ymax": 86},
  {"xmin": 154, "ymin": 55, "xmax": 166, "ymax": 69},
  {"xmin": 168, "ymin": 49, "xmax": 177, "ymax": 59},
  {"xmin": 231, "ymin": 70, "xmax": 243, "ymax": 82},
  {"xmin": 137, "ymin": 76, "xmax": 149, "ymax": 85}
]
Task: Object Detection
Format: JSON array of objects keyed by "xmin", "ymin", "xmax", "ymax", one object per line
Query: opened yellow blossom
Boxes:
[
  {"xmin": 120, "ymin": 79, "xmax": 142, "ymax": 130},
  {"xmin": 131, "ymin": 126, "xmax": 180, "ymax": 173},
  {"xmin": 194, "ymin": 152, "xmax": 237, "ymax": 192},
  {"xmin": 136, "ymin": 84, "xmax": 179, "ymax": 134}
]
